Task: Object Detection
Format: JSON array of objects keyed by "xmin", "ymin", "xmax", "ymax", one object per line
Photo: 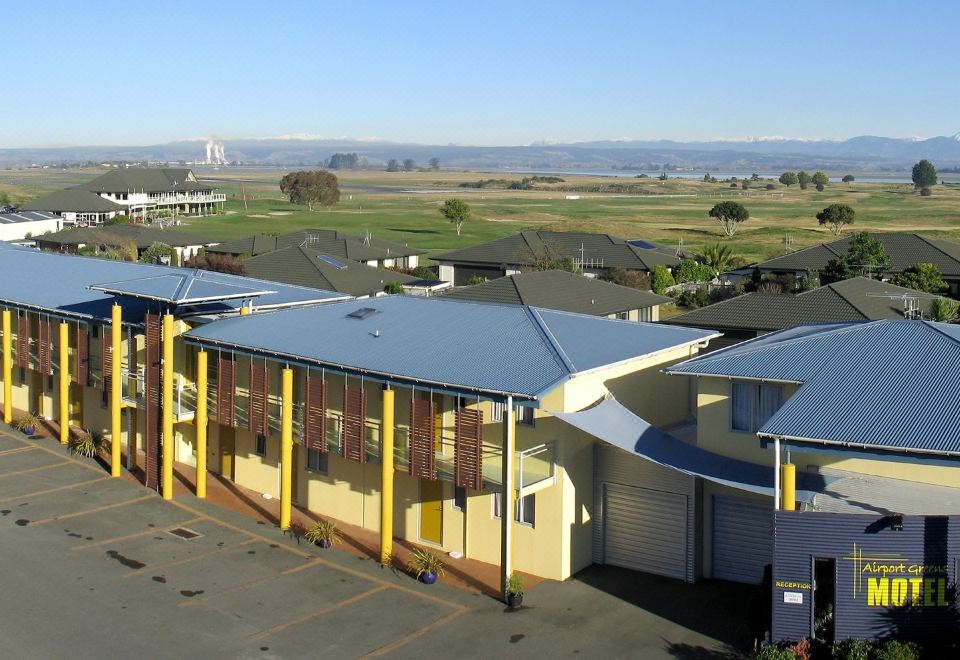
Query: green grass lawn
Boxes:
[{"xmin": 6, "ymin": 167, "xmax": 960, "ymax": 265}]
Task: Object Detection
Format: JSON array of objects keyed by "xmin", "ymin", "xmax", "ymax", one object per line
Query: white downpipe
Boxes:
[{"xmin": 774, "ymin": 436, "xmax": 781, "ymax": 511}]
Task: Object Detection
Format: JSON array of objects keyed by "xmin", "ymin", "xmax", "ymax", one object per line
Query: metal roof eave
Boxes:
[
  {"xmin": 87, "ymin": 284, "xmax": 277, "ymax": 305},
  {"xmin": 663, "ymin": 370, "xmax": 805, "ymax": 385},
  {"xmin": 182, "ymin": 334, "xmax": 543, "ymax": 403},
  {"xmin": 758, "ymin": 431, "xmax": 960, "ymax": 460},
  {"xmin": 0, "ymin": 297, "xmax": 136, "ymax": 328},
  {"xmin": 568, "ymin": 331, "xmax": 723, "ymax": 380}
]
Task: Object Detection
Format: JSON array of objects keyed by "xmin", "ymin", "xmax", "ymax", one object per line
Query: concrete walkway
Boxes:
[{"xmin": 0, "ymin": 428, "xmax": 750, "ymax": 659}]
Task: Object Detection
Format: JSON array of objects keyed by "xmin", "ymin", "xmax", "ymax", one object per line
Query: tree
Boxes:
[
  {"xmin": 912, "ymin": 160, "xmax": 937, "ymax": 189},
  {"xmin": 845, "ymin": 232, "xmax": 891, "ymax": 277},
  {"xmin": 698, "ymin": 243, "xmax": 736, "ymax": 274},
  {"xmin": 797, "ymin": 171, "xmax": 812, "ymax": 190},
  {"xmin": 402, "ymin": 158, "xmax": 417, "ymax": 172},
  {"xmin": 765, "ymin": 183, "xmax": 776, "ymax": 190},
  {"xmin": 842, "ymin": 175, "xmax": 855, "ymax": 183},
  {"xmin": 811, "ymin": 171, "xmax": 829, "ymax": 187},
  {"xmin": 139, "ymin": 242, "xmax": 176, "ymax": 266},
  {"xmin": 649, "ymin": 265, "xmax": 675, "ymax": 295},
  {"xmin": 185, "ymin": 253, "xmax": 246, "ymax": 275},
  {"xmin": 599, "ymin": 267, "xmax": 650, "ymax": 290},
  {"xmin": 439, "ymin": 198, "xmax": 471, "ymax": 236},
  {"xmin": 778, "ymin": 172, "xmax": 799, "ymax": 187},
  {"xmin": 820, "ymin": 257, "xmax": 852, "ymax": 285},
  {"xmin": 674, "ymin": 260, "xmax": 715, "ymax": 283},
  {"xmin": 279, "ymin": 170, "xmax": 340, "ymax": 211},
  {"xmin": 386, "ymin": 159, "xmax": 400, "ymax": 172},
  {"xmin": 708, "ymin": 201, "xmax": 750, "ymax": 237},
  {"xmin": 816, "ymin": 203, "xmax": 855, "ymax": 236},
  {"xmin": 932, "ymin": 297, "xmax": 959, "ymax": 323},
  {"xmin": 428, "ymin": 158, "xmax": 440, "ymax": 171},
  {"xmin": 531, "ymin": 241, "xmax": 580, "ymax": 273},
  {"xmin": 741, "ymin": 180, "xmax": 749, "ymax": 190},
  {"xmin": 892, "ymin": 263, "xmax": 949, "ymax": 293}
]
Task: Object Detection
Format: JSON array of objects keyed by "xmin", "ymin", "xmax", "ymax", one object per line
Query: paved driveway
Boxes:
[{"xmin": 0, "ymin": 429, "xmax": 748, "ymax": 659}]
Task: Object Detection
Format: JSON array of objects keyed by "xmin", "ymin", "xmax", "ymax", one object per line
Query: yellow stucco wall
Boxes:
[{"xmin": 695, "ymin": 376, "xmax": 960, "ymax": 488}]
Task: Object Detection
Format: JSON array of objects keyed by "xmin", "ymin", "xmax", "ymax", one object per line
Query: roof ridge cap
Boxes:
[
  {"xmin": 818, "ymin": 281, "xmax": 871, "ymax": 319},
  {"xmin": 920, "ymin": 319, "xmax": 960, "ymax": 348},
  {"xmin": 525, "ymin": 307, "xmax": 577, "ymax": 374},
  {"xmin": 914, "ymin": 234, "xmax": 960, "ymax": 266},
  {"xmin": 684, "ymin": 321, "xmax": 871, "ymax": 366}
]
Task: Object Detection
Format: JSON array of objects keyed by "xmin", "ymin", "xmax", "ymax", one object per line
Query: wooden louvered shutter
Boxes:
[
  {"xmin": 455, "ymin": 407, "xmax": 483, "ymax": 491},
  {"xmin": 217, "ymin": 357, "xmax": 236, "ymax": 427},
  {"xmin": 409, "ymin": 398, "xmax": 437, "ymax": 479},
  {"xmin": 17, "ymin": 313, "xmax": 29, "ymax": 369},
  {"xmin": 75, "ymin": 325, "xmax": 89, "ymax": 385},
  {"xmin": 248, "ymin": 362, "xmax": 269, "ymax": 436},
  {"xmin": 101, "ymin": 323, "xmax": 112, "ymax": 392},
  {"xmin": 143, "ymin": 313, "xmax": 163, "ymax": 491},
  {"xmin": 38, "ymin": 318, "xmax": 52, "ymax": 375},
  {"xmin": 342, "ymin": 385, "xmax": 366, "ymax": 463},
  {"xmin": 303, "ymin": 376, "xmax": 327, "ymax": 451}
]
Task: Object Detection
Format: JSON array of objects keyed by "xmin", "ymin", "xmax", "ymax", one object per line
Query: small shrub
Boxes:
[
  {"xmin": 751, "ymin": 644, "xmax": 796, "ymax": 660},
  {"xmin": 70, "ymin": 431, "xmax": 105, "ymax": 458},
  {"xmin": 505, "ymin": 573, "xmax": 525, "ymax": 597},
  {"xmin": 816, "ymin": 183, "xmax": 825, "ymax": 192},
  {"xmin": 766, "ymin": 183, "xmax": 776, "ymax": 190},
  {"xmin": 407, "ymin": 548, "xmax": 445, "ymax": 579},
  {"xmin": 650, "ymin": 265, "xmax": 675, "ymax": 295},
  {"xmin": 920, "ymin": 187, "xmax": 932, "ymax": 196},
  {"xmin": 830, "ymin": 638, "xmax": 871, "ymax": 660},
  {"xmin": 383, "ymin": 281, "xmax": 405, "ymax": 294},
  {"xmin": 872, "ymin": 640, "xmax": 920, "ymax": 660},
  {"xmin": 730, "ymin": 183, "xmax": 738, "ymax": 188},
  {"xmin": 14, "ymin": 412, "xmax": 40, "ymax": 432},
  {"xmin": 787, "ymin": 638, "xmax": 812, "ymax": 660},
  {"xmin": 466, "ymin": 275, "xmax": 486, "ymax": 285}
]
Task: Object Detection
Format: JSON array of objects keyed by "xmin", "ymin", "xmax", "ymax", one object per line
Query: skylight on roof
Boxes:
[
  {"xmin": 318, "ymin": 255, "xmax": 347, "ymax": 270},
  {"xmin": 628, "ymin": 239, "xmax": 658, "ymax": 249},
  {"xmin": 346, "ymin": 307, "xmax": 377, "ymax": 319}
]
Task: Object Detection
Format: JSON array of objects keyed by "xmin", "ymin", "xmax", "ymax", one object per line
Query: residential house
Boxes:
[
  {"xmin": 756, "ymin": 232, "xmax": 960, "ymax": 295},
  {"xmin": 0, "ymin": 211, "xmax": 67, "ymax": 242},
  {"xmin": 22, "ymin": 189, "xmax": 124, "ymax": 225},
  {"xmin": 34, "ymin": 224, "xmax": 218, "ymax": 264},
  {"xmin": 441, "ymin": 269, "xmax": 670, "ymax": 321},
  {"xmin": 666, "ymin": 277, "xmax": 938, "ymax": 349},
  {"xmin": 207, "ymin": 229, "xmax": 423, "ymax": 269},
  {"xmin": 433, "ymin": 231, "xmax": 682, "ymax": 285}
]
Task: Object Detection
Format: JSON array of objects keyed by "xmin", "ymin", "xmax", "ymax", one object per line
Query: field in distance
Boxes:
[{"xmin": 4, "ymin": 168, "xmax": 960, "ymax": 264}]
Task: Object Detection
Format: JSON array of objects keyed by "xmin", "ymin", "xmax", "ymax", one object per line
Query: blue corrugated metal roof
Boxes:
[
  {"xmin": 667, "ymin": 320, "xmax": 960, "ymax": 455},
  {"xmin": 184, "ymin": 296, "xmax": 717, "ymax": 399},
  {"xmin": 0, "ymin": 246, "xmax": 345, "ymax": 322},
  {"xmin": 89, "ymin": 273, "xmax": 276, "ymax": 304}
]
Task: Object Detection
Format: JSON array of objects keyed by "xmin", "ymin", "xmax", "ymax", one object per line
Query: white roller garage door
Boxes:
[
  {"xmin": 712, "ymin": 494, "xmax": 774, "ymax": 584},
  {"xmin": 603, "ymin": 482, "xmax": 688, "ymax": 580}
]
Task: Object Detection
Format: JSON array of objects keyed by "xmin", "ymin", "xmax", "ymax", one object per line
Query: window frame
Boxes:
[
  {"xmin": 306, "ymin": 448, "xmax": 328, "ymax": 475},
  {"xmin": 729, "ymin": 381, "xmax": 785, "ymax": 434},
  {"xmin": 255, "ymin": 434, "xmax": 267, "ymax": 457}
]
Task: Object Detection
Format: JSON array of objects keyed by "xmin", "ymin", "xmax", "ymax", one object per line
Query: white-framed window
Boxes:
[
  {"xmin": 490, "ymin": 401, "xmax": 505, "ymax": 422},
  {"xmin": 492, "ymin": 491, "xmax": 536, "ymax": 527},
  {"xmin": 255, "ymin": 434, "xmax": 267, "ymax": 457},
  {"xmin": 306, "ymin": 448, "xmax": 328, "ymax": 475},
  {"xmin": 730, "ymin": 382, "xmax": 784, "ymax": 433},
  {"xmin": 516, "ymin": 405, "xmax": 535, "ymax": 426},
  {"xmin": 615, "ymin": 311, "xmax": 629, "ymax": 320}
]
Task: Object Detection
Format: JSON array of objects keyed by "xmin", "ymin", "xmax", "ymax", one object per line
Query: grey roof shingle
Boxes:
[
  {"xmin": 434, "ymin": 231, "xmax": 682, "ymax": 272},
  {"xmin": 77, "ymin": 168, "xmax": 213, "ymax": 194},
  {"xmin": 22, "ymin": 189, "xmax": 123, "ymax": 213},
  {"xmin": 242, "ymin": 246, "xmax": 419, "ymax": 296},
  {"xmin": 184, "ymin": 296, "xmax": 717, "ymax": 399},
  {"xmin": 666, "ymin": 277, "xmax": 938, "ymax": 332},
  {"xmin": 441, "ymin": 270, "xmax": 670, "ymax": 316},
  {"xmin": 206, "ymin": 229, "xmax": 424, "ymax": 260},
  {"xmin": 757, "ymin": 233, "xmax": 960, "ymax": 277},
  {"xmin": 667, "ymin": 320, "xmax": 960, "ymax": 455}
]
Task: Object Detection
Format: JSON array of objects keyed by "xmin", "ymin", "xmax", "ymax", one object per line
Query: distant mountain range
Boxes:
[{"xmin": 4, "ymin": 133, "xmax": 960, "ymax": 172}]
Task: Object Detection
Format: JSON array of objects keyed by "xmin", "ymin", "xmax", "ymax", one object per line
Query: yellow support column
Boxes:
[
  {"xmin": 239, "ymin": 305, "xmax": 251, "ymax": 316},
  {"xmin": 196, "ymin": 350, "xmax": 208, "ymax": 499},
  {"xmin": 111, "ymin": 305, "xmax": 123, "ymax": 476},
  {"xmin": 162, "ymin": 314, "xmax": 174, "ymax": 499},
  {"xmin": 2, "ymin": 310, "xmax": 11, "ymax": 425},
  {"xmin": 781, "ymin": 463, "xmax": 796, "ymax": 511},
  {"xmin": 59, "ymin": 322, "xmax": 70, "ymax": 445},
  {"xmin": 279, "ymin": 367, "xmax": 293, "ymax": 530},
  {"xmin": 380, "ymin": 388, "xmax": 395, "ymax": 564}
]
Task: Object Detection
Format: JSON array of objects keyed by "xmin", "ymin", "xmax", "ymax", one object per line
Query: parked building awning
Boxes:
[{"xmin": 551, "ymin": 395, "xmax": 822, "ymax": 500}]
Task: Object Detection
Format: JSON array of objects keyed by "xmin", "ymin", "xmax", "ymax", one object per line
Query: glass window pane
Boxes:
[{"xmin": 731, "ymin": 382, "xmax": 755, "ymax": 431}]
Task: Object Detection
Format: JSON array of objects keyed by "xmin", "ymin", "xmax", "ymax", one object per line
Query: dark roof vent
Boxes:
[{"xmin": 347, "ymin": 307, "xmax": 377, "ymax": 320}]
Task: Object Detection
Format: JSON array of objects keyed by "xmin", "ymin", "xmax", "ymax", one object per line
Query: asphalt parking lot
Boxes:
[{"xmin": 0, "ymin": 429, "xmax": 749, "ymax": 659}]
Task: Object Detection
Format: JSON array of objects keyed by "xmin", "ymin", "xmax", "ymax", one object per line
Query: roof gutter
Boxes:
[{"xmin": 758, "ymin": 432, "xmax": 960, "ymax": 460}]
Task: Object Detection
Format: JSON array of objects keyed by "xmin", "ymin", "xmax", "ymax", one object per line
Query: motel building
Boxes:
[
  {"xmin": 665, "ymin": 322, "xmax": 960, "ymax": 645},
  {"xmin": 0, "ymin": 242, "xmax": 722, "ymax": 596}
]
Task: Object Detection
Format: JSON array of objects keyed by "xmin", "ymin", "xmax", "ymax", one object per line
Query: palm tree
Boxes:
[{"xmin": 698, "ymin": 243, "xmax": 736, "ymax": 275}]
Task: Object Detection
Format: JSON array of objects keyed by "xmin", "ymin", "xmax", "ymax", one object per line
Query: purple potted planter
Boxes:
[
  {"xmin": 420, "ymin": 571, "xmax": 438, "ymax": 585},
  {"xmin": 318, "ymin": 538, "xmax": 332, "ymax": 549},
  {"xmin": 22, "ymin": 426, "xmax": 35, "ymax": 436}
]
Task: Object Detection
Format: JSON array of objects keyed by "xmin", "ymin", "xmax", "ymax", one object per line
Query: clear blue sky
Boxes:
[{"xmin": 3, "ymin": 1, "xmax": 957, "ymax": 147}]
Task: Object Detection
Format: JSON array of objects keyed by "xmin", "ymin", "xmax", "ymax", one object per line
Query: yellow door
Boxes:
[
  {"xmin": 420, "ymin": 479, "xmax": 443, "ymax": 545},
  {"xmin": 219, "ymin": 426, "xmax": 235, "ymax": 480}
]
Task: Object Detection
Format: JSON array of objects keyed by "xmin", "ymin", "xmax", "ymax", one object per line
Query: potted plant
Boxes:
[
  {"xmin": 70, "ymin": 430, "xmax": 106, "ymax": 458},
  {"xmin": 303, "ymin": 519, "xmax": 342, "ymax": 549},
  {"xmin": 407, "ymin": 548, "xmax": 445, "ymax": 584},
  {"xmin": 15, "ymin": 412, "xmax": 40, "ymax": 436},
  {"xmin": 505, "ymin": 573, "xmax": 524, "ymax": 608}
]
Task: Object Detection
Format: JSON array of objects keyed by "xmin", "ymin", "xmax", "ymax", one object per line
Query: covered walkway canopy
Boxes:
[{"xmin": 551, "ymin": 395, "xmax": 823, "ymax": 500}]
